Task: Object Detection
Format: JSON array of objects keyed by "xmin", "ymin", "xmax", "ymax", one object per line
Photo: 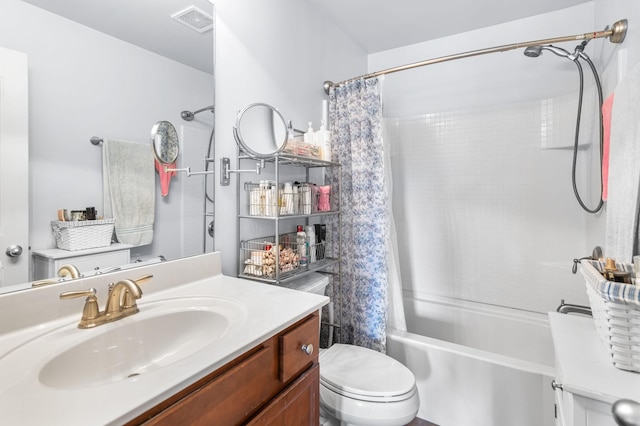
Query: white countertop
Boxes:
[
  {"xmin": 31, "ymin": 243, "xmax": 132, "ymax": 259},
  {"xmin": 0, "ymin": 252, "xmax": 329, "ymax": 425},
  {"xmin": 549, "ymin": 312, "xmax": 640, "ymax": 404}
]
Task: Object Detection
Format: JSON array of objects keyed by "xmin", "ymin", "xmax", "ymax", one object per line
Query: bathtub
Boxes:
[{"xmin": 387, "ymin": 293, "xmax": 556, "ymax": 426}]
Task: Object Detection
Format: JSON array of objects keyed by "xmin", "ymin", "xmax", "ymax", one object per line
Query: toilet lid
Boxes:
[{"xmin": 319, "ymin": 344, "xmax": 415, "ymax": 399}]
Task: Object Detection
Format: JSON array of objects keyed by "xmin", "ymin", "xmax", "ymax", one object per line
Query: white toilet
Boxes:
[
  {"xmin": 284, "ymin": 273, "xmax": 420, "ymax": 426},
  {"xmin": 319, "ymin": 344, "xmax": 420, "ymax": 426}
]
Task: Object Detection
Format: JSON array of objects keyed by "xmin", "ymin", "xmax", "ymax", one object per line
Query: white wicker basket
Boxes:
[
  {"xmin": 51, "ymin": 219, "xmax": 115, "ymax": 251},
  {"xmin": 581, "ymin": 259, "xmax": 640, "ymax": 373}
]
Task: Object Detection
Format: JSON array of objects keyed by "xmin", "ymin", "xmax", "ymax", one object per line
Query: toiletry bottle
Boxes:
[
  {"xmin": 305, "ymin": 225, "xmax": 316, "ymax": 263},
  {"xmin": 250, "ymin": 183, "xmax": 259, "ymax": 216},
  {"xmin": 259, "ymin": 180, "xmax": 266, "ymax": 216},
  {"xmin": 301, "ymin": 183, "xmax": 311, "ymax": 214},
  {"xmin": 604, "ymin": 258, "xmax": 617, "ymax": 281},
  {"xmin": 292, "ymin": 184, "xmax": 300, "ymax": 215},
  {"xmin": 270, "ymin": 183, "xmax": 277, "ymax": 218},
  {"xmin": 265, "ymin": 181, "xmax": 273, "ymax": 217},
  {"xmin": 282, "ymin": 182, "xmax": 293, "ymax": 215},
  {"xmin": 604, "ymin": 258, "xmax": 633, "ymax": 283},
  {"xmin": 304, "ymin": 122, "xmax": 314, "ymax": 145},
  {"xmin": 314, "ymin": 224, "xmax": 326, "ymax": 260},
  {"xmin": 297, "ymin": 225, "xmax": 307, "ymax": 266},
  {"xmin": 318, "ymin": 120, "xmax": 332, "ymax": 162},
  {"xmin": 318, "ymin": 185, "xmax": 331, "ymax": 211}
]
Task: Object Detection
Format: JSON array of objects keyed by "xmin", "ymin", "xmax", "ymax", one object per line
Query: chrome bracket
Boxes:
[
  {"xmin": 164, "ymin": 157, "xmax": 215, "ymax": 177},
  {"xmin": 220, "ymin": 157, "xmax": 264, "ymax": 186}
]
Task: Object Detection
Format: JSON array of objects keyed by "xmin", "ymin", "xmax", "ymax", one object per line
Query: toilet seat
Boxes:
[{"xmin": 319, "ymin": 344, "xmax": 416, "ymax": 402}]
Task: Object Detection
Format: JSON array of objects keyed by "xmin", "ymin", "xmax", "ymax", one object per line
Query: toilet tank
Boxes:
[{"xmin": 280, "ymin": 272, "xmax": 329, "ymax": 296}]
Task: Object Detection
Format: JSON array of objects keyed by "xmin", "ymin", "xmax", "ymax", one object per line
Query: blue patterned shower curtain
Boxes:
[{"xmin": 327, "ymin": 78, "xmax": 389, "ymax": 352}]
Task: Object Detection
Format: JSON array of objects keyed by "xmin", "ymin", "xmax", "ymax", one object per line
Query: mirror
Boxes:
[
  {"xmin": 151, "ymin": 121, "xmax": 180, "ymax": 164},
  {"xmin": 233, "ymin": 103, "xmax": 288, "ymax": 158},
  {"xmin": 0, "ymin": 0, "xmax": 214, "ymax": 293}
]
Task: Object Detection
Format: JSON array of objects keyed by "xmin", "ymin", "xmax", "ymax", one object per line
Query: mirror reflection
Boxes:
[
  {"xmin": 233, "ymin": 103, "xmax": 288, "ymax": 158},
  {"xmin": 0, "ymin": 0, "xmax": 215, "ymax": 293},
  {"xmin": 151, "ymin": 121, "xmax": 180, "ymax": 165}
]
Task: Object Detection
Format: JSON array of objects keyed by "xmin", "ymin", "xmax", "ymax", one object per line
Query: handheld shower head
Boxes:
[
  {"xmin": 181, "ymin": 105, "xmax": 214, "ymax": 122},
  {"xmin": 523, "ymin": 46, "xmax": 542, "ymax": 58},
  {"xmin": 523, "ymin": 45, "xmax": 572, "ymax": 59}
]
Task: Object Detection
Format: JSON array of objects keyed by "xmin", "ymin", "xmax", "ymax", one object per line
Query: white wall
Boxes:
[
  {"xmin": 368, "ymin": 3, "xmax": 640, "ymax": 313},
  {"xmin": 0, "ymin": 0, "xmax": 214, "ymax": 273},
  {"xmin": 213, "ymin": 0, "xmax": 367, "ymax": 275},
  {"xmin": 0, "ymin": 0, "xmax": 366, "ymax": 282}
]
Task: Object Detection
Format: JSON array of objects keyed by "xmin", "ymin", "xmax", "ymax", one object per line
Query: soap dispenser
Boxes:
[{"xmin": 304, "ymin": 122, "xmax": 314, "ymax": 145}]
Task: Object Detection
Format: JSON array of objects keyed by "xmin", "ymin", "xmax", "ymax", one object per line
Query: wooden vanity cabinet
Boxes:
[{"xmin": 127, "ymin": 312, "xmax": 320, "ymax": 426}]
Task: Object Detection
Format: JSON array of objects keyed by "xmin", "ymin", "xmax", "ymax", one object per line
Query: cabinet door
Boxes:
[
  {"xmin": 247, "ymin": 363, "xmax": 319, "ymax": 426},
  {"xmin": 572, "ymin": 395, "xmax": 615, "ymax": 426},
  {"xmin": 142, "ymin": 344, "xmax": 277, "ymax": 425},
  {"xmin": 279, "ymin": 314, "xmax": 319, "ymax": 382}
]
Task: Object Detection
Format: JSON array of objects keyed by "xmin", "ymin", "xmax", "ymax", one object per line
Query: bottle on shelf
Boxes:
[
  {"xmin": 297, "ymin": 225, "xmax": 307, "ymax": 266},
  {"xmin": 305, "ymin": 225, "xmax": 316, "ymax": 263},
  {"xmin": 317, "ymin": 119, "xmax": 331, "ymax": 162},
  {"xmin": 282, "ymin": 182, "xmax": 293, "ymax": 215},
  {"xmin": 293, "ymin": 184, "xmax": 300, "ymax": 215}
]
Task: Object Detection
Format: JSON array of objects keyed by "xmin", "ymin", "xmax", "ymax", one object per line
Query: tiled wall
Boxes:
[
  {"xmin": 385, "ymin": 93, "xmax": 593, "ymax": 313},
  {"xmin": 373, "ymin": 3, "xmax": 608, "ymax": 313}
]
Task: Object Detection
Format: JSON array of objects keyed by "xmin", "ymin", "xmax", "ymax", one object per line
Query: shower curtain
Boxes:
[{"xmin": 327, "ymin": 77, "xmax": 405, "ymax": 353}]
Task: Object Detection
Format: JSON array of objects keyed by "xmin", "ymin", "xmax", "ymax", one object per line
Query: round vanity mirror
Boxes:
[
  {"xmin": 151, "ymin": 121, "xmax": 179, "ymax": 164},
  {"xmin": 233, "ymin": 103, "xmax": 288, "ymax": 158}
]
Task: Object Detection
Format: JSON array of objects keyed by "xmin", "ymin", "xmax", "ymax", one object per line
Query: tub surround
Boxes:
[
  {"xmin": 389, "ymin": 294, "xmax": 555, "ymax": 426},
  {"xmin": 0, "ymin": 252, "xmax": 329, "ymax": 425},
  {"xmin": 550, "ymin": 312, "xmax": 640, "ymax": 425}
]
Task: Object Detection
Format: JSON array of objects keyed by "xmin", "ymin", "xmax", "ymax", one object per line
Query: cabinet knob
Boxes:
[
  {"xmin": 551, "ymin": 380, "xmax": 563, "ymax": 391},
  {"xmin": 301, "ymin": 344, "xmax": 313, "ymax": 356}
]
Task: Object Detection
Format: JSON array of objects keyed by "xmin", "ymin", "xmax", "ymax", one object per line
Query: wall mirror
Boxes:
[
  {"xmin": 0, "ymin": 0, "xmax": 214, "ymax": 293},
  {"xmin": 151, "ymin": 121, "xmax": 180, "ymax": 165},
  {"xmin": 233, "ymin": 103, "xmax": 288, "ymax": 158}
]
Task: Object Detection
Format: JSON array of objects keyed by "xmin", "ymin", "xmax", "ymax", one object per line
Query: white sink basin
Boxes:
[{"xmin": 1, "ymin": 296, "xmax": 247, "ymax": 390}]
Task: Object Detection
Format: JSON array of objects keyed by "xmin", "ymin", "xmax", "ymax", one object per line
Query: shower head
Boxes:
[
  {"xmin": 523, "ymin": 45, "xmax": 573, "ymax": 59},
  {"xmin": 181, "ymin": 105, "xmax": 214, "ymax": 121}
]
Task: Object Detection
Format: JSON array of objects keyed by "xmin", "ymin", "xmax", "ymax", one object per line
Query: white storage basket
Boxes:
[
  {"xmin": 51, "ymin": 219, "xmax": 115, "ymax": 251},
  {"xmin": 580, "ymin": 259, "xmax": 640, "ymax": 373}
]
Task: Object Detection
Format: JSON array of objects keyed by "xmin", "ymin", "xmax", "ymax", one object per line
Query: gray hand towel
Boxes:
[{"xmin": 103, "ymin": 139, "xmax": 155, "ymax": 246}]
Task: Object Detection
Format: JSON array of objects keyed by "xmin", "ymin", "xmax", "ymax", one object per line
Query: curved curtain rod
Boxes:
[{"xmin": 323, "ymin": 19, "xmax": 628, "ymax": 94}]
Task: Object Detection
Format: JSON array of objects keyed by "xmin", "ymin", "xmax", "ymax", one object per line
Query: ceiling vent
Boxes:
[{"xmin": 171, "ymin": 6, "xmax": 214, "ymax": 33}]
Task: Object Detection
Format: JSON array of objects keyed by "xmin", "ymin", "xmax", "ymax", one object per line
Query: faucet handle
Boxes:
[
  {"xmin": 133, "ymin": 274, "xmax": 154, "ymax": 285},
  {"xmin": 60, "ymin": 288, "xmax": 100, "ymax": 329},
  {"xmin": 60, "ymin": 287, "xmax": 96, "ymax": 300}
]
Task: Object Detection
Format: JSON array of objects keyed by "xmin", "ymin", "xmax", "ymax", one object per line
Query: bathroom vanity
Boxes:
[
  {"xmin": 0, "ymin": 252, "xmax": 328, "ymax": 425},
  {"xmin": 129, "ymin": 312, "xmax": 320, "ymax": 425},
  {"xmin": 549, "ymin": 312, "xmax": 640, "ymax": 426}
]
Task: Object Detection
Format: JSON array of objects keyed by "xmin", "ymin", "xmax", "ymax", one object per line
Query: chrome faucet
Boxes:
[
  {"xmin": 556, "ymin": 299, "xmax": 592, "ymax": 317},
  {"xmin": 60, "ymin": 274, "xmax": 153, "ymax": 329}
]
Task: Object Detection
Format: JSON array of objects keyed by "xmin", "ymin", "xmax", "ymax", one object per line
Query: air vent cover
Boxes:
[{"xmin": 171, "ymin": 6, "xmax": 214, "ymax": 33}]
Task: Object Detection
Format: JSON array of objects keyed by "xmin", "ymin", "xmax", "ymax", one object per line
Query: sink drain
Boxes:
[{"xmin": 127, "ymin": 373, "xmax": 141, "ymax": 378}]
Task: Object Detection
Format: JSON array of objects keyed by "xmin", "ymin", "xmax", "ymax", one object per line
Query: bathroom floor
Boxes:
[{"xmin": 407, "ymin": 418, "xmax": 438, "ymax": 426}]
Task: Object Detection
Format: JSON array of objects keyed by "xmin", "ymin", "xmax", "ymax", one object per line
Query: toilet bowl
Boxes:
[{"xmin": 319, "ymin": 344, "xmax": 420, "ymax": 426}]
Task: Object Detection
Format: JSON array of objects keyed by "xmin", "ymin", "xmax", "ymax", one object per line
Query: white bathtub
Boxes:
[{"xmin": 387, "ymin": 293, "xmax": 556, "ymax": 426}]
